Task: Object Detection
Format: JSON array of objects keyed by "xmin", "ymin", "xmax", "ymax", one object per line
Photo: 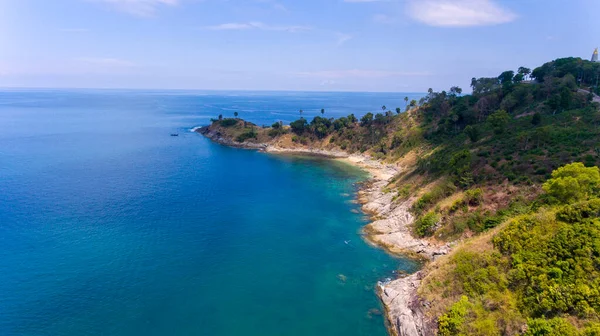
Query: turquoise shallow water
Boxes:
[{"xmin": 0, "ymin": 89, "xmax": 421, "ymax": 336}]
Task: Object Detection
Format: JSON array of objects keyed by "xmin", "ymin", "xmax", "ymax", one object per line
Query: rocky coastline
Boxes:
[{"xmin": 197, "ymin": 125, "xmax": 447, "ymax": 336}]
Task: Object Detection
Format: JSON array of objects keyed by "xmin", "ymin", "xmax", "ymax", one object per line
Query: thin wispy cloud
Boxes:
[
  {"xmin": 343, "ymin": 0, "xmax": 390, "ymax": 3},
  {"xmin": 334, "ymin": 32, "xmax": 353, "ymax": 46},
  {"xmin": 75, "ymin": 57, "xmax": 137, "ymax": 67},
  {"xmin": 372, "ymin": 14, "xmax": 394, "ymax": 24},
  {"xmin": 407, "ymin": 0, "xmax": 516, "ymax": 27},
  {"xmin": 205, "ymin": 22, "xmax": 311, "ymax": 32},
  {"xmin": 93, "ymin": 0, "xmax": 179, "ymax": 17},
  {"xmin": 293, "ymin": 69, "xmax": 430, "ymax": 79},
  {"xmin": 59, "ymin": 28, "xmax": 90, "ymax": 33},
  {"xmin": 255, "ymin": 0, "xmax": 289, "ymax": 13}
]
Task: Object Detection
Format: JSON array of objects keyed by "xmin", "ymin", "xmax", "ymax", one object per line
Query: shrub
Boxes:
[
  {"xmin": 390, "ymin": 133, "xmax": 403, "ymax": 149},
  {"xmin": 219, "ymin": 118, "xmax": 238, "ymax": 127},
  {"xmin": 268, "ymin": 127, "xmax": 286, "ymax": 137},
  {"xmin": 464, "ymin": 125, "xmax": 480, "ymax": 142},
  {"xmin": 532, "ymin": 112, "xmax": 542, "ymax": 125},
  {"xmin": 438, "ymin": 296, "xmax": 470, "ymax": 336},
  {"xmin": 415, "ymin": 212, "xmax": 440, "ymax": 237},
  {"xmin": 524, "ymin": 318, "xmax": 579, "ymax": 336},
  {"xmin": 488, "ymin": 109, "xmax": 511, "ymax": 134},
  {"xmin": 464, "ymin": 188, "xmax": 484, "ymax": 206},
  {"xmin": 543, "ymin": 162, "xmax": 600, "ymax": 203},
  {"xmin": 556, "ymin": 199, "xmax": 600, "ymax": 223},
  {"xmin": 235, "ymin": 129, "xmax": 257, "ymax": 142},
  {"xmin": 494, "ymin": 211, "xmax": 600, "ymax": 318},
  {"xmin": 412, "ymin": 182, "xmax": 457, "ymax": 214}
]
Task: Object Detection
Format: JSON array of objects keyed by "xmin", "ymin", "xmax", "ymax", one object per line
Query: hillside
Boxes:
[{"xmin": 199, "ymin": 57, "xmax": 600, "ymax": 335}]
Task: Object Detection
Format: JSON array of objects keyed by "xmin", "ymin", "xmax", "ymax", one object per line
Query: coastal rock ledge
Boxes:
[
  {"xmin": 378, "ymin": 273, "xmax": 427, "ymax": 336},
  {"xmin": 197, "ymin": 125, "xmax": 446, "ymax": 336}
]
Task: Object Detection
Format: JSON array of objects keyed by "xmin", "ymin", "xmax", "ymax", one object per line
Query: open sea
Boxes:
[{"xmin": 0, "ymin": 89, "xmax": 422, "ymax": 336}]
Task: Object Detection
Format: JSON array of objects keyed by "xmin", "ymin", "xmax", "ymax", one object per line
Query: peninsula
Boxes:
[{"xmin": 199, "ymin": 57, "xmax": 600, "ymax": 336}]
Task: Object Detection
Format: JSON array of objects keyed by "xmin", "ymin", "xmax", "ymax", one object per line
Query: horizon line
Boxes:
[{"xmin": 0, "ymin": 86, "xmax": 427, "ymax": 95}]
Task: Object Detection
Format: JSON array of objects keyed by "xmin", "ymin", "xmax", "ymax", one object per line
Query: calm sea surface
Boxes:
[{"xmin": 0, "ymin": 89, "xmax": 422, "ymax": 336}]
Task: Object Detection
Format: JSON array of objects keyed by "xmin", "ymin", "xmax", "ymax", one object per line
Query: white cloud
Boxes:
[
  {"xmin": 293, "ymin": 69, "xmax": 430, "ymax": 79},
  {"xmin": 407, "ymin": 0, "xmax": 516, "ymax": 27},
  {"xmin": 94, "ymin": 0, "xmax": 178, "ymax": 17},
  {"xmin": 205, "ymin": 22, "xmax": 311, "ymax": 32}
]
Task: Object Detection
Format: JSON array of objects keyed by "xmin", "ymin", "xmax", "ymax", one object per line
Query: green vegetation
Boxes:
[
  {"xmin": 235, "ymin": 128, "xmax": 258, "ymax": 142},
  {"xmin": 218, "ymin": 118, "xmax": 238, "ymax": 127},
  {"xmin": 213, "ymin": 57, "xmax": 599, "ymax": 190},
  {"xmin": 204, "ymin": 57, "xmax": 600, "ymax": 335},
  {"xmin": 415, "ymin": 211, "xmax": 440, "ymax": 237},
  {"xmin": 425, "ymin": 164, "xmax": 600, "ymax": 335}
]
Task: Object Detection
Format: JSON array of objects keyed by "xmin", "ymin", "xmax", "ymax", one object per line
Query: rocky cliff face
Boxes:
[{"xmin": 378, "ymin": 273, "xmax": 428, "ymax": 336}]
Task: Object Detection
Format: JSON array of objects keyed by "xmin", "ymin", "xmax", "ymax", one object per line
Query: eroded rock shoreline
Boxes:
[{"xmin": 198, "ymin": 126, "xmax": 446, "ymax": 336}]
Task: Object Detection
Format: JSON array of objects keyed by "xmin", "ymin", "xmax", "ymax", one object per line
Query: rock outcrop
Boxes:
[{"xmin": 378, "ymin": 273, "xmax": 429, "ymax": 336}]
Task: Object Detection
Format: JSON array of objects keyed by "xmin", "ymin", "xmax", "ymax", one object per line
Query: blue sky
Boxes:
[{"xmin": 1, "ymin": 0, "xmax": 599, "ymax": 92}]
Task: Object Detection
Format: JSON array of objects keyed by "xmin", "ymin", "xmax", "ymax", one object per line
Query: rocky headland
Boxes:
[{"xmin": 197, "ymin": 123, "xmax": 448, "ymax": 336}]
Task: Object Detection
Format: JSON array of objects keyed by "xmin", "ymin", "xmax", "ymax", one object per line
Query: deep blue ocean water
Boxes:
[{"xmin": 0, "ymin": 89, "xmax": 422, "ymax": 336}]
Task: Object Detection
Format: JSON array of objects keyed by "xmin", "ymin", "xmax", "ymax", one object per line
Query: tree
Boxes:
[
  {"xmin": 543, "ymin": 162, "xmax": 600, "ymax": 203},
  {"xmin": 348, "ymin": 114, "xmax": 358, "ymax": 123},
  {"xmin": 449, "ymin": 150, "xmax": 473, "ymax": 187},
  {"xmin": 396, "ymin": 107, "xmax": 401, "ymax": 114},
  {"xmin": 410, "ymin": 99, "xmax": 417, "ymax": 107},
  {"xmin": 560, "ymin": 86, "xmax": 573, "ymax": 110},
  {"xmin": 513, "ymin": 73, "xmax": 524, "ymax": 83},
  {"xmin": 464, "ymin": 125, "xmax": 480, "ymax": 142},
  {"xmin": 518, "ymin": 66, "xmax": 531, "ymax": 81},
  {"xmin": 449, "ymin": 86, "xmax": 462, "ymax": 96},
  {"xmin": 498, "ymin": 71, "xmax": 515, "ymax": 85},
  {"xmin": 361, "ymin": 112, "xmax": 374, "ymax": 126},
  {"xmin": 218, "ymin": 114, "xmax": 223, "ymax": 120},
  {"xmin": 299, "ymin": 109, "xmax": 303, "ymax": 117},
  {"xmin": 487, "ymin": 109, "xmax": 511, "ymax": 134},
  {"xmin": 404, "ymin": 96, "xmax": 409, "ymax": 109},
  {"xmin": 321, "ymin": 108, "xmax": 325, "ymax": 116},
  {"xmin": 234, "ymin": 112, "xmax": 239, "ymax": 117},
  {"xmin": 381, "ymin": 105, "xmax": 387, "ymax": 112},
  {"xmin": 531, "ymin": 112, "xmax": 541, "ymax": 125},
  {"xmin": 290, "ymin": 118, "xmax": 308, "ymax": 134}
]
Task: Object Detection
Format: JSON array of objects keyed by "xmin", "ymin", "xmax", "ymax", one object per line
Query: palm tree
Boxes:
[
  {"xmin": 395, "ymin": 107, "xmax": 401, "ymax": 114},
  {"xmin": 321, "ymin": 108, "xmax": 325, "ymax": 116},
  {"xmin": 234, "ymin": 112, "xmax": 239, "ymax": 117},
  {"xmin": 404, "ymin": 96, "xmax": 409, "ymax": 109},
  {"xmin": 381, "ymin": 105, "xmax": 387, "ymax": 112},
  {"xmin": 299, "ymin": 109, "xmax": 303, "ymax": 118}
]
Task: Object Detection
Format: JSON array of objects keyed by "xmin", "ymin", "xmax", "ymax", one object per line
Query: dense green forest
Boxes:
[{"xmin": 205, "ymin": 56, "xmax": 600, "ymax": 335}]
